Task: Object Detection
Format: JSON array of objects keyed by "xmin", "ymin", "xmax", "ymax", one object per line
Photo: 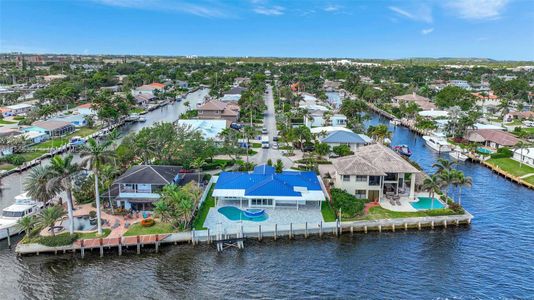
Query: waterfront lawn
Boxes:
[
  {"xmin": 353, "ymin": 206, "xmax": 459, "ymax": 221},
  {"xmin": 20, "ymin": 150, "xmax": 47, "ymax": 162},
  {"xmin": 31, "ymin": 127, "xmax": 99, "ymax": 149},
  {"xmin": 77, "ymin": 229, "xmax": 111, "ymax": 239},
  {"xmin": 487, "ymin": 157, "xmax": 534, "ymax": 185},
  {"xmin": 0, "ymin": 119, "xmax": 16, "ymax": 124},
  {"xmin": 192, "ymin": 186, "xmax": 215, "ymax": 230},
  {"xmin": 123, "ymin": 222, "xmax": 175, "ymax": 236},
  {"xmin": 0, "ymin": 163, "xmax": 15, "ymax": 171},
  {"xmin": 321, "ymin": 202, "xmax": 337, "ymax": 222}
]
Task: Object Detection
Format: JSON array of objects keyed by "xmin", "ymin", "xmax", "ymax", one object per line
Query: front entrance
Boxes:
[{"xmin": 368, "ymin": 190, "xmax": 380, "ymax": 202}]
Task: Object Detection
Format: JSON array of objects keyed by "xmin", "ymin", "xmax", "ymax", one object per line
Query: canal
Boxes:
[{"xmin": 0, "ymin": 112, "xmax": 533, "ymax": 299}]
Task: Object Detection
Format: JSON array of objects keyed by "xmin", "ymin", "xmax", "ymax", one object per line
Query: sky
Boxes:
[{"xmin": 1, "ymin": 0, "xmax": 533, "ymax": 60}]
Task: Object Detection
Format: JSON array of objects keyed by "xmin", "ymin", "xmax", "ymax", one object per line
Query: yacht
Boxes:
[
  {"xmin": 0, "ymin": 193, "xmax": 44, "ymax": 240},
  {"xmin": 422, "ymin": 133, "xmax": 451, "ymax": 152},
  {"xmin": 449, "ymin": 150, "xmax": 468, "ymax": 161}
]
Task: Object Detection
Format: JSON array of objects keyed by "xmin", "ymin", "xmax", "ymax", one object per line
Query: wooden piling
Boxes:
[
  {"xmin": 305, "ymin": 222, "xmax": 308, "ymax": 238},
  {"xmin": 136, "ymin": 236, "xmax": 141, "ymax": 254},
  {"xmin": 319, "ymin": 221, "xmax": 323, "ymax": 237},
  {"xmin": 99, "ymin": 238, "xmax": 104, "ymax": 258},
  {"xmin": 274, "ymin": 224, "xmax": 278, "ymax": 240},
  {"xmin": 364, "ymin": 225, "xmax": 367, "ymax": 233},
  {"xmin": 6, "ymin": 228, "xmax": 11, "ymax": 248},
  {"xmin": 418, "ymin": 222, "xmax": 421, "ymax": 230},
  {"xmin": 155, "ymin": 235, "xmax": 159, "ymax": 253},
  {"xmin": 350, "ymin": 225, "xmax": 353, "ymax": 234},
  {"xmin": 289, "ymin": 223, "xmax": 293, "ymax": 239},
  {"xmin": 80, "ymin": 239, "xmax": 85, "ymax": 259},
  {"xmin": 431, "ymin": 221, "xmax": 435, "ymax": 229},
  {"xmin": 392, "ymin": 224, "xmax": 395, "ymax": 232},
  {"xmin": 404, "ymin": 222, "xmax": 408, "ymax": 231},
  {"xmin": 444, "ymin": 220, "xmax": 447, "ymax": 228},
  {"xmin": 378, "ymin": 225, "xmax": 382, "ymax": 233},
  {"xmin": 258, "ymin": 225, "xmax": 262, "ymax": 241},
  {"xmin": 118, "ymin": 238, "xmax": 122, "ymax": 256}
]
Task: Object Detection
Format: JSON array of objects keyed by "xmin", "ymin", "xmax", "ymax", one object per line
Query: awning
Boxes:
[{"xmin": 117, "ymin": 198, "xmax": 156, "ymax": 204}]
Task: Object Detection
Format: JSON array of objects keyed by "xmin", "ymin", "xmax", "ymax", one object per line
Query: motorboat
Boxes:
[
  {"xmin": 393, "ymin": 144, "xmax": 412, "ymax": 157},
  {"xmin": 390, "ymin": 119, "xmax": 401, "ymax": 126},
  {"xmin": 0, "ymin": 193, "xmax": 44, "ymax": 240},
  {"xmin": 69, "ymin": 136, "xmax": 86, "ymax": 146},
  {"xmin": 422, "ymin": 133, "xmax": 451, "ymax": 152},
  {"xmin": 449, "ymin": 150, "xmax": 468, "ymax": 161}
]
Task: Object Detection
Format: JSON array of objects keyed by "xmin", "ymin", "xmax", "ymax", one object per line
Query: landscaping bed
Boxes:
[{"xmin": 352, "ymin": 206, "xmax": 460, "ymax": 221}]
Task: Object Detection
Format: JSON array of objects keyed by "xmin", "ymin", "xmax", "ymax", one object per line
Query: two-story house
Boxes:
[
  {"xmin": 196, "ymin": 100, "xmax": 240, "ymax": 123},
  {"xmin": 304, "ymin": 110, "xmax": 347, "ymax": 128},
  {"xmin": 113, "ymin": 165, "xmax": 183, "ymax": 211}
]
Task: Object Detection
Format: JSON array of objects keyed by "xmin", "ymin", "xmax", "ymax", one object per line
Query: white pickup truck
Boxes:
[{"xmin": 261, "ymin": 135, "xmax": 270, "ymax": 149}]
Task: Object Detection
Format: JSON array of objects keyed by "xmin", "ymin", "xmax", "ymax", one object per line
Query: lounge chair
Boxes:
[
  {"xmin": 389, "ymin": 199, "xmax": 396, "ymax": 206},
  {"xmin": 395, "ymin": 199, "xmax": 401, "ymax": 206}
]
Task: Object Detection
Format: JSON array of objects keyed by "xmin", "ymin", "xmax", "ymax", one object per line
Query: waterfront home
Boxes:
[
  {"xmin": 131, "ymin": 82, "xmax": 165, "ymax": 97},
  {"xmin": 51, "ymin": 114, "xmax": 87, "ymax": 127},
  {"xmin": 512, "ymin": 147, "xmax": 534, "ymax": 167},
  {"xmin": 196, "ymin": 100, "xmax": 240, "ymax": 123},
  {"xmin": 30, "ymin": 120, "xmax": 75, "ymax": 137},
  {"xmin": 134, "ymin": 94, "xmax": 156, "ymax": 106},
  {"xmin": 75, "ymin": 103, "xmax": 96, "ymax": 116},
  {"xmin": 304, "ymin": 110, "xmax": 347, "ymax": 128},
  {"xmin": 23, "ymin": 131, "xmax": 49, "ymax": 144},
  {"xmin": 0, "ymin": 107, "xmax": 13, "ymax": 117},
  {"xmin": 504, "ymin": 111, "xmax": 534, "ymax": 122},
  {"xmin": 113, "ymin": 165, "xmax": 183, "ymax": 211},
  {"xmin": 392, "ymin": 92, "xmax": 436, "ymax": 111},
  {"xmin": 322, "ymin": 144, "xmax": 421, "ymax": 202},
  {"xmin": 176, "ymin": 80, "xmax": 189, "ymax": 89},
  {"xmin": 465, "ymin": 129, "xmax": 519, "ymax": 148},
  {"xmin": 177, "ymin": 119, "xmax": 227, "ymax": 140},
  {"xmin": 449, "ymin": 80, "xmax": 472, "ymax": 90},
  {"xmin": 6, "ymin": 103, "xmax": 34, "ymax": 115},
  {"xmin": 220, "ymin": 86, "xmax": 246, "ymax": 102},
  {"xmin": 320, "ymin": 130, "xmax": 371, "ymax": 152},
  {"xmin": 213, "ymin": 165, "xmax": 326, "ymax": 209},
  {"xmin": 0, "ymin": 127, "xmax": 21, "ymax": 138}
]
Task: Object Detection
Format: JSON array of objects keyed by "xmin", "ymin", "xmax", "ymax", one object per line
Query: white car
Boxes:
[{"xmin": 272, "ymin": 142, "xmax": 278, "ymax": 150}]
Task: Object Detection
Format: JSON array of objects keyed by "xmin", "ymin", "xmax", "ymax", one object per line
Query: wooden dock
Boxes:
[{"xmin": 15, "ymin": 212, "xmax": 473, "ymax": 257}]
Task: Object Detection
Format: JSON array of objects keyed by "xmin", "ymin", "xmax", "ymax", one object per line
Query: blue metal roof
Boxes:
[
  {"xmin": 215, "ymin": 165, "xmax": 322, "ymax": 197},
  {"xmin": 320, "ymin": 130, "xmax": 367, "ymax": 144}
]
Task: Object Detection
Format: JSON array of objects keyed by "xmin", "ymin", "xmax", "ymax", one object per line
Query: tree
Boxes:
[
  {"xmin": 46, "ymin": 155, "xmax": 82, "ymax": 234},
  {"xmin": 333, "ymin": 144, "xmax": 352, "ymax": 157},
  {"xmin": 243, "ymin": 125, "xmax": 256, "ymax": 163},
  {"xmin": 17, "ymin": 215, "xmax": 37, "ymax": 236},
  {"xmin": 367, "ymin": 124, "xmax": 392, "ymax": 144},
  {"xmin": 515, "ymin": 141, "xmax": 531, "ymax": 168},
  {"xmin": 438, "ymin": 169, "xmax": 456, "ymax": 202},
  {"xmin": 24, "ymin": 165, "xmax": 61, "ymax": 203},
  {"xmin": 293, "ymin": 126, "xmax": 311, "ymax": 151},
  {"xmin": 314, "ymin": 142, "xmax": 330, "ymax": 159},
  {"xmin": 435, "ymin": 86, "xmax": 476, "ymax": 111},
  {"xmin": 154, "ymin": 183, "xmax": 199, "ymax": 229},
  {"xmin": 453, "ymin": 171, "xmax": 472, "ymax": 206},
  {"xmin": 191, "ymin": 157, "xmax": 206, "ymax": 187},
  {"xmin": 275, "ymin": 159, "xmax": 284, "ymax": 173},
  {"xmin": 422, "ymin": 175, "xmax": 441, "ymax": 209},
  {"xmin": 38, "ymin": 206, "xmax": 64, "ymax": 236},
  {"xmin": 432, "ymin": 158, "xmax": 456, "ymax": 174},
  {"xmin": 80, "ymin": 138, "xmax": 115, "ymax": 235}
]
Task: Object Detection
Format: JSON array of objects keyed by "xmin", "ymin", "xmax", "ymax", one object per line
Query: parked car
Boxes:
[
  {"xmin": 261, "ymin": 127, "xmax": 268, "ymax": 134},
  {"xmin": 302, "ymin": 143, "xmax": 315, "ymax": 152},
  {"xmin": 273, "ymin": 136, "xmax": 279, "ymax": 142},
  {"xmin": 272, "ymin": 142, "xmax": 278, "ymax": 150},
  {"xmin": 230, "ymin": 123, "xmax": 243, "ymax": 130}
]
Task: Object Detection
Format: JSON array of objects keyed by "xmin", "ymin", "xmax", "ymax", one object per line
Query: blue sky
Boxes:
[{"xmin": 1, "ymin": 0, "xmax": 533, "ymax": 60}]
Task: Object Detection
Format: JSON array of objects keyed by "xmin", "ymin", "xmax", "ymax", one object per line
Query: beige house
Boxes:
[
  {"xmin": 322, "ymin": 144, "xmax": 420, "ymax": 202},
  {"xmin": 197, "ymin": 100, "xmax": 240, "ymax": 123},
  {"xmin": 392, "ymin": 92, "xmax": 436, "ymax": 110}
]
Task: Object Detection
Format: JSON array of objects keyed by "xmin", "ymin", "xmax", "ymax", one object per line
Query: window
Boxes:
[
  {"xmin": 251, "ymin": 199, "xmax": 273, "ymax": 206},
  {"xmin": 342, "ymin": 175, "xmax": 351, "ymax": 182},
  {"xmin": 356, "ymin": 175, "xmax": 367, "ymax": 182},
  {"xmin": 355, "ymin": 190, "xmax": 367, "ymax": 199},
  {"xmin": 369, "ymin": 176, "xmax": 381, "ymax": 186},
  {"xmin": 384, "ymin": 173, "xmax": 398, "ymax": 181}
]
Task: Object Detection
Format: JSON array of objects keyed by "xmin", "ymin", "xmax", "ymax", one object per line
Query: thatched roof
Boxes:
[{"xmin": 332, "ymin": 144, "xmax": 420, "ymax": 175}]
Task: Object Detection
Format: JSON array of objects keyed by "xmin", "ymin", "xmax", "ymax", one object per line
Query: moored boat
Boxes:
[
  {"xmin": 393, "ymin": 144, "xmax": 412, "ymax": 157},
  {"xmin": 0, "ymin": 193, "xmax": 44, "ymax": 240},
  {"xmin": 449, "ymin": 150, "xmax": 468, "ymax": 161},
  {"xmin": 422, "ymin": 133, "xmax": 451, "ymax": 152}
]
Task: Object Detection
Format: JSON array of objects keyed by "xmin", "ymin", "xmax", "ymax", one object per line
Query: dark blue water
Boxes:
[{"xmin": 0, "ymin": 114, "xmax": 533, "ymax": 299}]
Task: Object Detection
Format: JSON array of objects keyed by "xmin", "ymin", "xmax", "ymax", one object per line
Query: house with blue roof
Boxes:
[
  {"xmin": 320, "ymin": 130, "xmax": 372, "ymax": 152},
  {"xmin": 213, "ymin": 165, "xmax": 326, "ymax": 209}
]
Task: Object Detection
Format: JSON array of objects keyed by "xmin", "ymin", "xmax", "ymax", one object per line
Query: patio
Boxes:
[
  {"xmin": 202, "ymin": 202, "xmax": 325, "ymax": 232},
  {"xmin": 379, "ymin": 192, "xmax": 439, "ymax": 212}
]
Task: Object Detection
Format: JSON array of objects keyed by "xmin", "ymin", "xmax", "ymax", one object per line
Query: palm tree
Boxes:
[
  {"xmin": 454, "ymin": 171, "xmax": 472, "ymax": 206},
  {"xmin": 275, "ymin": 159, "xmax": 284, "ymax": 173},
  {"xmin": 191, "ymin": 157, "xmax": 206, "ymax": 187},
  {"xmin": 514, "ymin": 141, "xmax": 531, "ymax": 168},
  {"xmin": 106, "ymin": 128, "xmax": 121, "ymax": 149},
  {"xmin": 38, "ymin": 206, "xmax": 64, "ymax": 236},
  {"xmin": 422, "ymin": 175, "xmax": 442, "ymax": 209},
  {"xmin": 17, "ymin": 215, "xmax": 37, "ymax": 237},
  {"xmin": 432, "ymin": 158, "xmax": 456, "ymax": 174},
  {"xmin": 24, "ymin": 165, "xmax": 61, "ymax": 204},
  {"xmin": 99, "ymin": 164, "xmax": 119, "ymax": 214},
  {"xmin": 438, "ymin": 169, "xmax": 456, "ymax": 202},
  {"xmin": 243, "ymin": 125, "xmax": 256, "ymax": 163},
  {"xmin": 46, "ymin": 155, "xmax": 82, "ymax": 234},
  {"xmin": 314, "ymin": 142, "xmax": 330, "ymax": 160},
  {"xmin": 80, "ymin": 138, "xmax": 115, "ymax": 235}
]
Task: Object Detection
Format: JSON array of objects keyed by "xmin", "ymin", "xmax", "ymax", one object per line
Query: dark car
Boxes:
[
  {"xmin": 302, "ymin": 143, "xmax": 315, "ymax": 152},
  {"xmin": 230, "ymin": 123, "xmax": 242, "ymax": 130},
  {"xmin": 273, "ymin": 136, "xmax": 279, "ymax": 142}
]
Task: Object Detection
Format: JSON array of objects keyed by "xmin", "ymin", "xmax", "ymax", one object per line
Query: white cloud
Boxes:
[
  {"xmin": 421, "ymin": 28, "xmax": 434, "ymax": 35},
  {"xmin": 445, "ymin": 0, "xmax": 509, "ymax": 20},
  {"xmin": 92, "ymin": 0, "xmax": 230, "ymax": 18},
  {"xmin": 389, "ymin": 5, "xmax": 433, "ymax": 23},
  {"xmin": 253, "ymin": 5, "xmax": 285, "ymax": 16},
  {"xmin": 324, "ymin": 4, "xmax": 341, "ymax": 12}
]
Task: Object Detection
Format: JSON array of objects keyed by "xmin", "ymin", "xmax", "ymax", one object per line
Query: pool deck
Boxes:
[{"xmin": 379, "ymin": 192, "xmax": 445, "ymax": 212}]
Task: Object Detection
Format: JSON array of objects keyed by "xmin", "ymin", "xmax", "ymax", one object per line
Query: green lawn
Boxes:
[
  {"xmin": 20, "ymin": 150, "xmax": 47, "ymax": 161},
  {"xmin": 192, "ymin": 186, "xmax": 215, "ymax": 230},
  {"xmin": 123, "ymin": 222, "xmax": 175, "ymax": 236},
  {"xmin": 352, "ymin": 206, "xmax": 459, "ymax": 221},
  {"xmin": 77, "ymin": 229, "xmax": 112, "ymax": 239},
  {"xmin": 130, "ymin": 107, "xmax": 146, "ymax": 114},
  {"xmin": 251, "ymin": 143, "xmax": 262, "ymax": 148},
  {"xmin": 0, "ymin": 119, "xmax": 16, "ymax": 124},
  {"xmin": 487, "ymin": 157, "xmax": 534, "ymax": 185},
  {"xmin": 321, "ymin": 202, "xmax": 337, "ymax": 222},
  {"xmin": 0, "ymin": 164, "xmax": 15, "ymax": 171},
  {"xmin": 31, "ymin": 127, "xmax": 99, "ymax": 149}
]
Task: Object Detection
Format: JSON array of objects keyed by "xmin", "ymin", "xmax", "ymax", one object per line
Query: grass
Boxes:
[
  {"xmin": 0, "ymin": 119, "xmax": 16, "ymax": 124},
  {"xmin": 31, "ymin": 127, "xmax": 99, "ymax": 149},
  {"xmin": 0, "ymin": 164, "xmax": 15, "ymax": 171},
  {"xmin": 123, "ymin": 222, "xmax": 175, "ymax": 236},
  {"xmin": 19, "ymin": 150, "xmax": 47, "ymax": 161},
  {"xmin": 130, "ymin": 107, "xmax": 146, "ymax": 114},
  {"xmin": 251, "ymin": 143, "xmax": 262, "ymax": 148},
  {"xmin": 321, "ymin": 201, "xmax": 337, "ymax": 222},
  {"xmin": 351, "ymin": 206, "xmax": 459, "ymax": 221},
  {"xmin": 192, "ymin": 186, "xmax": 215, "ymax": 230},
  {"xmin": 77, "ymin": 229, "xmax": 111, "ymax": 239},
  {"xmin": 486, "ymin": 157, "xmax": 534, "ymax": 185}
]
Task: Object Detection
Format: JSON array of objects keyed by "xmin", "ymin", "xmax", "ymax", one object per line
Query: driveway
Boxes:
[{"xmin": 251, "ymin": 84, "xmax": 294, "ymax": 168}]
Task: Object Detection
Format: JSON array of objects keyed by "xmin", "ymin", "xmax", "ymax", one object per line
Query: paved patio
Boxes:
[
  {"xmin": 203, "ymin": 203, "xmax": 325, "ymax": 232},
  {"xmin": 379, "ymin": 192, "xmax": 437, "ymax": 212}
]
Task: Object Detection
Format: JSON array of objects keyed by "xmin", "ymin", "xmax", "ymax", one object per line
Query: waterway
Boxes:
[{"xmin": 0, "ymin": 112, "xmax": 533, "ymax": 299}]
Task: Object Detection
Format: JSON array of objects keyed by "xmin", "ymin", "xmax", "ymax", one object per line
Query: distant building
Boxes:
[
  {"xmin": 51, "ymin": 114, "xmax": 88, "ymax": 127},
  {"xmin": 465, "ymin": 129, "xmax": 519, "ymax": 148},
  {"xmin": 392, "ymin": 92, "xmax": 436, "ymax": 111},
  {"xmin": 131, "ymin": 82, "xmax": 165, "ymax": 97},
  {"xmin": 5, "ymin": 103, "xmax": 34, "ymax": 115},
  {"xmin": 449, "ymin": 80, "xmax": 472, "ymax": 90},
  {"xmin": 42, "ymin": 74, "xmax": 67, "ymax": 82},
  {"xmin": 30, "ymin": 120, "xmax": 75, "ymax": 137},
  {"xmin": 196, "ymin": 100, "xmax": 240, "ymax": 123},
  {"xmin": 320, "ymin": 130, "xmax": 371, "ymax": 152},
  {"xmin": 177, "ymin": 119, "xmax": 227, "ymax": 140},
  {"xmin": 76, "ymin": 103, "xmax": 96, "ymax": 116},
  {"xmin": 176, "ymin": 80, "xmax": 189, "ymax": 89}
]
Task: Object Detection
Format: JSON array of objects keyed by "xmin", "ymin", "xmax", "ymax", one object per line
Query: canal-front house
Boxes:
[
  {"xmin": 113, "ymin": 165, "xmax": 183, "ymax": 211},
  {"xmin": 321, "ymin": 144, "xmax": 421, "ymax": 202},
  {"xmin": 213, "ymin": 165, "xmax": 327, "ymax": 209}
]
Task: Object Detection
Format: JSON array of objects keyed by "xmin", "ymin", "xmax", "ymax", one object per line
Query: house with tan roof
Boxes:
[
  {"xmin": 197, "ymin": 100, "xmax": 240, "ymax": 123},
  {"xmin": 320, "ymin": 144, "xmax": 421, "ymax": 202},
  {"xmin": 392, "ymin": 92, "xmax": 436, "ymax": 111},
  {"xmin": 30, "ymin": 120, "xmax": 74, "ymax": 137},
  {"xmin": 131, "ymin": 82, "xmax": 165, "ymax": 97},
  {"xmin": 465, "ymin": 129, "xmax": 519, "ymax": 148}
]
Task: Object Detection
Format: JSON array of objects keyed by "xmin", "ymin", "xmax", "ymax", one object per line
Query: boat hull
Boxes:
[{"xmin": 422, "ymin": 136, "xmax": 451, "ymax": 152}]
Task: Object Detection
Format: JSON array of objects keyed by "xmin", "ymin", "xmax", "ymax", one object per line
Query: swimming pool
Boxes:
[
  {"xmin": 477, "ymin": 147, "xmax": 494, "ymax": 154},
  {"xmin": 62, "ymin": 216, "xmax": 97, "ymax": 231},
  {"xmin": 410, "ymin": 197, "xmax": 445, "ymax": 210},
  {"xmin": 218, "ymin": 206, "xmax": 268, "ymax": 222}
]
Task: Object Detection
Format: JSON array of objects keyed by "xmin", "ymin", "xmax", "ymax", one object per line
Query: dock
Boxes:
[{"xmin": 15, "ymin": 212, "xmax": 473, "ymax": 257}]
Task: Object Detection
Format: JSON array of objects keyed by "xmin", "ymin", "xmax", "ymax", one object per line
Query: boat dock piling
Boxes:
[{"xmin": 15, "ymin": 211, "xmax": 473, "ymax": 257}]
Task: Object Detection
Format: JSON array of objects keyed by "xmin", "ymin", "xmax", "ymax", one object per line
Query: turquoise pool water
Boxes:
[
  {"xmin": 477, "ymin": 147, "xmax": 493, "ymax": 154},
  {"xmin": 218, "ymin": 206, "xmax": 268, "ymax": 222},
  {"xmin": 410, "ymin": 197, "xmax": 445, "ymax": 210}
]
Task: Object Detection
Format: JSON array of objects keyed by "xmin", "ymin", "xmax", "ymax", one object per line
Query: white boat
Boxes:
[
  {"xmin": 390, "ymin": 119, "xmax": 401, "ymax": 126},
  {"xmin": 422, "ymin": 133, "xmax": 451, "ymax": 152},
  {"xmin": 0, "ymin": 193, "xmax": 44, "ymax": 240},
  {"xmin": 449, "ymin": 150, "xmax": 468, "ymax": 161}
]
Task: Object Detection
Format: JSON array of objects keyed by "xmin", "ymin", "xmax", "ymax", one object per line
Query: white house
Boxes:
[
  {"xmin": 6, "ymin": 103, "xmax": 34, "ymax": 115},
  {"xmin": 131, "ymin": 82, "xmax": 165, "ymax": 97},
  {"xmin": 320, "ymin": 130, "xmax": 371, "ymax": 152},
  {"xmin": 512, "ymin": 148, "xmax": 534, "ymax": 168},
  {"xmin": 23, "ymin": 131, "xmax": 49, "ymax": 144},
  {"xmin": 177, "ymin": 119, "xmax": 227, "ymax": 140},
  {"xmin": 75, "ymin": 103, "xmax": 96, "ymax": 116},
  {"xmin": 304, "ymin": 110, "xmax": 347, "ymax": 128}
]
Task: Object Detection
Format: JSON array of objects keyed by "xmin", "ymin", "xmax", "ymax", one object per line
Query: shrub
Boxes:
[
  {"xmin": 38, "ymin": 234, "xmax": 79, "ymax": 246},
  {"xmin": 89, "ymin": 211, "xmax": 97, "ymax": 218},
  {"xmin": 5, "ymin": 154, "xmax": 25, "ymax": 166},
  {"xmin": 491, "ymin": 147, "xmax": 513, "ymax": 159},
  {"xmin": 141, "ymin": 218, "xmax": 155, "ymax": 227},
  {"xmin": 331, "ymin": 188, "xmax": 370, "ymax": 218},
  {"xmin": 448, "ymin": 202, "xmax": 464, "ymax": 214}
]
